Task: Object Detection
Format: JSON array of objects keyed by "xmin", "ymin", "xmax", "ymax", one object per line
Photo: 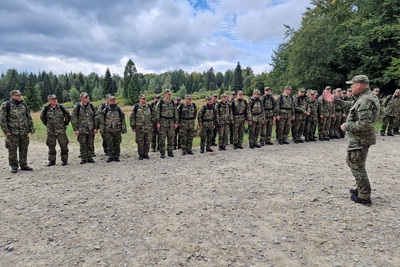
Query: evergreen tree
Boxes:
[
  {"xmin": 24, "ymin": 75, "xmax": 43, "ymax": 112},
  {"xmin": 233, "ymin": 62, "xmax": 243, "ymax": 92},
  {"xmin": 103, "ymin": 68, "xmax": 114, "ymax": 96},
  {"xmin": 41, "ymin": 74, "xmax": 53, "ymax": 103}
]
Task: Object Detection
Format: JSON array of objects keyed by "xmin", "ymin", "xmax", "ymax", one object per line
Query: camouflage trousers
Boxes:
[
  {"xmin": 47, "ymin": 132, "xmax": 69, "ymax": 162},
  {"xmin": 346, "ymin": 145, "xmax": 371, "ymax": 200},
  {"xmin": 77, "ymin": 132, "xmax": 95, "ymax": 160},
  {"xmin": 229, "ymin": 123, "xmax": 234, "ymax": 144},
  {"xmin": 5, "ymin": 134, "xmax": 30, "ymax": 168},
  {"xmin": 159, "ymin": 119, "xmax": 175, "ymax": 154},
  {"xmin": 330, "ymin": 113, "xmax": 342, "ymax": 137},
  {"xmin": 135, "ymin": 127, "xmax": 152, "ymax": 157},
  {"xmin": 260, "ymin": 117, "xmax": 273, "ymax": 143},
  {"xmin": 292, "ymin": 113, "xmax": 306, "ymax": 140},
  {"xmin": 101, "ymin": 133, "xmax": 108, "ymax": 154},
  {"xmin": 381, "ymin": 115, "xmax": 397, "ymax": 134},
  {"xmin": 233, "ymin": 116, "xmax": 246, "ymax": 146},
  {"xmin": 212, "ymin": 124, "xmax": 218, "ymax": 145},
  {"xmin": 151, "ymin": 124, "xmax": 160, "ymax": 151},
  {"xmin": 104, "ymin": 132, "xmax": 122, "ymax": 158},
  {"xmin": 304, "ymin": 115, "xmax": 317, "ymax": 140},
  {"xmin": 218, "ymin": 124, "xmax": 230, "ymax": 148},
  {"xmin": 318, "ymin": 117, "xmax": 330, "ymax": 138},
  {"xmin": 276, "ymin": 117, "xmax": 292, "ymax": 142},
  {"xmin": 179, "ymin": 121, "xmax": 195, "ymax": 152},
  {"xmin": 200, "ymin": 122, "xmax": 214, "ymax": 149},
  {"xmin": 248, "ymin": 120, "xmax": 261, "ymax": 145},
  {"xmin": 339, "ymin": 116, "xmax": 347, "ymax": 137}
]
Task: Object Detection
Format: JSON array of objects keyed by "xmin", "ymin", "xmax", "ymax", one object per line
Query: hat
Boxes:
[
  {"xmin": 105, "ymin": 94, "xmax": 111, "ymax": 99},
  {"xmin": 185, "ymin": 94, "xmax": 192, "ymax": 99},
  {"xmin": 139, "ymin": 94, "xmax": 146, "ymax": 99},
  {"xmin": 175, "ymin": 97, "xmax": 181, "ymax": 101},
  {"xmin": 10, "ymin": 90, "xmax": 23, "ymax": 96},
  {"xmin": 47, "ymin": 94, "xmax": 57, "ymax": 100},
  {"xmin": 346, "ymin": 75, "xmax": 370, "ymax": 84},
  {"xmin": 309, "ymin": 90, "xmax": 316, "ymax": 95},
  {"xmin": 108, "ymin": 95, "xmax": 116, "ymax": 100},
  {"xmin": 284, "ymin": 86, "xmax": 292, "ymax": 90},
  {"xmin": 264, "ymin": 87, "xmax": 271, "ymax": 91},
  {"xmin": 221, "ymin": 93, "xmax": 227, "ymax": 97},
  {"xmin": 205, "ymin": 96, "xmax": 212, "ymax": 100},
  {"xmin": 230, "ymin": 91, "xmax": 236, "ymax": 95},
  {"xmin": 335, "ymin": 88, "xmax": 342, "ymax": 92},
  {"xmin": 298, "ymin": 88, "xmax": 306, "ymax": 92},
  {"xmin": 325, "ymin": 86, "xmax": 332, "ymax": 90},
  {"xmin": 395, "ymin": 89, "xmax": 400, "ymax": 93},
  {"xmin": 347, "ymin": 88, "xmax": 352, "ymax": 92},
  {"xmin": 237, "ymin": 90, "xmax": 243, "ymax": 95},
  {"xmin": 253, "ymin": 89, "xmax": 261, "ymax": 94},
  {"xmin": 373, "ymin": 88, "xmax": 380, "ymax": 92},
  {"xmin": 80, "ymin": 92, "xmax": 89, "ymax": 98},
  {"xmin": 213, "ymin": 94, "xmax": 218, "ymax": 97},
  {"xmin": 163, "ymin": 89, "xmax": 172, "ymax": 94},
  {"xmin": 155, "ymin": 94, "xmax": 161, "ymax": 99}
]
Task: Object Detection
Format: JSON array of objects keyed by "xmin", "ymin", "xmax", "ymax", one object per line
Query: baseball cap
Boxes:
[{"xmin": 346, "ymin": 75, "xmax": 370, "ymax": 84}]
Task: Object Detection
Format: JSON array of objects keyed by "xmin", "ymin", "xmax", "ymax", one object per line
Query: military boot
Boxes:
[
  {"xmin": 47, "ymin": 160, "xmax": 56, "ymax": 166},
  {"xmin": 200, "ymin": 147, "xmax": 205, "ymax": 153}
]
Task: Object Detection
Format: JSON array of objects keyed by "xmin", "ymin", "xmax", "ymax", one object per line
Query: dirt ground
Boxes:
[{"xmin": 0, "ymin": 134, "xmax": 399, "ymax": 267}]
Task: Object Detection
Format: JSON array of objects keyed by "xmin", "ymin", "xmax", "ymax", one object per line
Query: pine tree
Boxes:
[
  {"xmin": 233, "ymin": 62, "xmax": 243, "ymax": 92},
  {"xmin": 24, "ymin": 74, "xmax": 43, "ymax": 112},
  {"xmin": 41, "ymin": 74, "xmax": 53, "ymax": 103},
  {"xmin": 103, "ymin": 68, "xmax": 114, "ymax": 96}
]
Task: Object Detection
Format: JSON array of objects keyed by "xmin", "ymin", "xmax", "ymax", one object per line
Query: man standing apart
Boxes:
[
  {"xmin": 177, "ymin": 94, "xmax": 197, "ymax": 155},
  {"xmin": 276, "ymin": 86, "xmax": 295, "ymax": 145},
  {"xmin": 71, "ymin": 92, "xmax": 98, "ymax": 164},
  {"xmin": 380, "ymin": 89, "xmax": 400, "ymax": 136},
  {"xmin": 40, "ymin": 94, "xmax": 70, "ymax": 166},
  {"xmin": 0, "ymin": 90, "xmax": 35, "ymax": 173},
  {"xmin": 340, "ymin": 75, "xmax": 380, "ymax": 205},
  {"xmin": 198, "ymin": 96, "xmax": 217, "ymax": 153},
  {"xmin": 150, "ymin": 94, "xmax": 161, "ymax": 151},
  {"xmin": 155, "ymin": 89, "xmax": 178, "ymax": 158},
  {"xmin": 130, "ymin": 94, "xmax": 153, "ymax": 160}
]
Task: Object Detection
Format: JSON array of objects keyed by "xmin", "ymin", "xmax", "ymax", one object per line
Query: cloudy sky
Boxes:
[{"xmin": 0, "ymin": 0, "xmax": 311, "ymax": 76}]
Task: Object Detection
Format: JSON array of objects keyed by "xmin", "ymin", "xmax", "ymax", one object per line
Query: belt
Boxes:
[
  {"xmin": 202, "ymin": 119, "xmax": 214, "ymax": 122},
  {"xmin": 280, "ymin": 108, "xmax": 292, "ymax": 110},
  {"xmin": 264, "ymin": 108, "xmax": 274, "ymax": 111},
  {"xmin": 161, "ymin": 116, "xmax": 174, "ymax": 119},
  {"xmin": 180, "ymin": 117, "xmax": 195, "ymax": 120},
  {"xmin": 252, "ymin": 113, "xmax": 262, "ymax": 116},
  {"xmin": 234, "ymin": 113, "xmax": 245, "ymax": 116}
]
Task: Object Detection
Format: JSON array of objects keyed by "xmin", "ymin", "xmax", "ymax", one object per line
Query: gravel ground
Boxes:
[{"xmin": 0, "ymin": 135, "xmax": 399, "ymax": 267}]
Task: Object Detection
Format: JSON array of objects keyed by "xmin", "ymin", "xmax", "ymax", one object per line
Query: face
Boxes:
[
  {"xmin": 238, "ymin": 93, "xmax": 244, "ymax": 99},
  {"xmin": 48, "ymin": 98, "xmax": 58, "ymax": 105},
  {"xmin": 310, "ymin": 94, "xmax": 316, "ymax": 100},
  {"xmin": 284, "ymin": 89, "xmax": 292, "ymax": 95},
  {"xmin": 298, "ymin": 91, "xmax": 305, "ymax": 96},
  {"xmin": 108, "ymin": 99, "xmax": 116, "ymax": 105},
  {"xmin": 185, "ymin": 98, "xmax": 192, "ymax": 105},
  {"xmin": 81, "ymin": 96, "xmax": 90, "ymax": 104},
  {"xmin": 350, "ymin": 82, "xmax": 367, "ymax": 95},
  {"xmin": 254, "ymin": 93, "xmax": 260, "ymax": 99},
  {"xmin": 11, "ymin": 94, "xmax": 23, "ymax": 101},
  {"xmin": 265, "ymin": 90, "xmax": 271, "ymax": 95},
  {"xmin": 140, "ymin": 97, "xmax": 147, "ymax": 105},
  {"xmin": 165, "ymin": 93, "xmax": 172, "ymax": 101},
  {"xmin": 221, "ymin": 96, "xmax": 227, "ymax": 102},
  {"xmin": 373, "ymin": 90, "xmax": 379, "ymax": 95},
  {"xmin": 206, "ymin": 99, "xmax": 212, "ymax": 105}
]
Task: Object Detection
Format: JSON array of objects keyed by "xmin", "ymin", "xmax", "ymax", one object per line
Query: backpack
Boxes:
[
  {"xmin": 231, "ymin": 99, "xmax": 248, "ymax": 115},
  {"xmin": 41, "ymin": 104, "xmax": 68, "ymax": 126}
]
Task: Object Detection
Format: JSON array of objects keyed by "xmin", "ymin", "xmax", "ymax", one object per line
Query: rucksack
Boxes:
[{"xmin": 133, "ymin": 103, "xmax": 153, "ymax": 118}]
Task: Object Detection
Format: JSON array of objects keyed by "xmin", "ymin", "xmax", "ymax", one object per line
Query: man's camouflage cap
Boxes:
[
  {"xmin": 395, "ymin": 89, "xmax": 400, "ymax": 93},
  {"xmin": 298, "ymin": 88, "xmax": 306, "ymax": 92},
  {"xmin": 185, "ymin": 94, "xmax": 192, "ymax": 99},
  {"xmin": 80, "ymin": 92, "xmax": 89, "ymax": 97},
  {"xmin": 108, "ymin": 95, "xmax": 116, "ymax": 100},
  {"xmin": 205, "ymin": 95, "xmax": 212, "ymax": 100},
  {"xmin": 139, "ymin": 94, "xmax": 146, "ymax": 99},
  {"xmin": 47, "ymin": 94, "xmax": 57, "ymax": 100},
  {"xmin": 347, "ymin": 88, "xmax": 352, "ymax": 92},
  {"xmin": 264, "ymin": 87, "xmax": 271, "ymax": 91},
  {"xmin": 325, "ymin": 86, "xmax": 332, "ymax": 90},
  {"xmin": 105, "ymin": 94, "xmax": 111, "ymax": 99},
  {"xmin": 230, "ymin": 91, "xmax": 236, "ymax": 95},
  {"xmin": 253, "ymin": 89, "xmax": 261, "ymax": 94},
  {"xmin": 373, "ymin": 88, "xmax": 380, "ymax": 92},
  {"xmin": 175, "ymin": 97, "xmax": 181, "ymax": 101},
  {"xmin": 213, "ymin": 94, "xmax": 218, "ymax": 97},
  {"xmin": 163, "ymin": 89, "xmax": 172, "ymax": 94},
  {"xmin": 221, "ymin": 93, "xmax": 227, "ymax": 97},
  {"xmin": 155, "ymin": 94, "xmax": 161, "ymax": 99},
  {"xmin": 10, "ymin": 90, "xmax": 23, "ymax": 96},
  {"xmin": 237, "ymin": 90, "xmax": 244, "ymax": 95},
  {"xmin": 346, "ymin": 75, "xmax": 370, "ymax": 84}
]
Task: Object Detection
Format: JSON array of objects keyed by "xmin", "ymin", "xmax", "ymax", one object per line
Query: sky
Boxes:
[{"xmin": 0, "ymin": 0, "xmax": 311, "ymax": 76}]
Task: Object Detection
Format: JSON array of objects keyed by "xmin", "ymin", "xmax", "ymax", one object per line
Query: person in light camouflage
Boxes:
[
  {"xmin": 334, "ymin": 75, "xmax": 380, "ymax": 205},
  {"xmin": 304, "ymin": 90, "xmax": 318, "ymax": 141},
  {"xmin": 248, "ymin": 89, "xmax": 265, "ymax": 148},
  {"xmin": 177, "ymin": 94, "xmax": 197, "ymax": 155},
  {"xmin": 155, "ymin": 89, "xmax": 178, "ymax": 158},
  {"xmin": 130, "ymin": 94, "xmax": 154, "ymax": 160},
  {"xmin": 231, "ymin": 91, "xmax": 248, "ymax": 149},
  {"xmin": 260, "ymin": 87, "xmax": 277, "ymax": 145},
  {"xmin": 330, "ymin": 88, "xmax": 345, "ymax": 139},
  {"xmin": 97, "ymin": 94, "xmax": 111, "ymax": 155},
  {"xmin": 0, "ymin": 90, "xmax": 35, "ymax": 173},
  {"xmin": 150, "ymin": 94, "xmax": 161, "ymax": 151},
  {"xmin": 318, "ymin": 86, "xmax": 334, "ymax": 141},
  {"xmin": 198, "ymin": 96, "xmax": 217, "ymax": 153},
  {"xmin": 292, "ymin": 88, "xmax": 309, "ymax": 143},
  {"xmin": 40, "ymin": 94, "xmax": 71, "ymax": 166},
  {"xmin": 173, "ymin": 97, "xmax": 182, "ymax": 150},
  {"xmin": 99, "ymin": 96, "xmax": 127, "ymax": 162},
  {"xmin": 216, "ymin": 93, "xmax": 232, "ymax": 151},
  {"xmin": 380, "ymin": 89, "xmax": 400, "ymax": 136},
  {"xmin": 276, "ymin": 86, "xmax": 295, "ymax": 145},
  {"xmin": 71, "ymin": 92, "xmax": 98, "ymax": 164}
]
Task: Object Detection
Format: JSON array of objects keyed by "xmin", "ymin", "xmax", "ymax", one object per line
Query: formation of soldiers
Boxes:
[{"xmin": 1, "ymin": 84, "xmax": 399, "ymax": 173}]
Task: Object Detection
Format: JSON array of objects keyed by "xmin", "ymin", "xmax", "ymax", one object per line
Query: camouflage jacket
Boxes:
[
  {"xmin": 40, "ymin": 104, "xmax": 70, "ymax": 135},
  {"xmin": 248, "ymin": 98, "xmax": 265, "ymax": 122},
  {"xmin": 260, "ymin": 94, "xmax": 277, "ymax": 118},
  {"xmin": 276, "ymin": 94, "xmax": 294, "ymax": 118},
  {"xmin": 198, "ymin": 104, "xmax": 217, "ymax": 126},
  {"xmin": 333, "ymin": 98, "xmax": 345, "ymax": 115},
  {"xmin": 306, "ymin": 99, "xmax": 319, "ymax": 117},
  {"xmin": 344, "ymin": 89, "xmax": 380, "ymax": 148},
  {"xmin": 318, "ymin": 97, "xmax": 333, "ymax": 117},
  {"xmin": 130, "ymin": 103, "xmax": 153, "ymax": 131},
  {"xmin": 0, "ymin": 99, "xmax": 35, "ymax": 135},
  {"xmin": 178, "ymin": 103, "xmax": 197, "ymax": 127},
  {"xmin": 216, "ymin": 101, "xmax": 232, "ymax": 125},
  {"xmin": 294, "ymin": 95, "xmax": 308, "ymax": 116},
  {"xmin": 231, "ymin": 99, "xmax": 249, "ymax": 120},
  {"xmin": 155, "ymin": 99, "xmax": 178, "ymax": 123},
  {"xmin": 383, "ymin": 95, "xmax": 400, "ymax": 116},
  {"xmin": 99, "ymin": 105, "xmax": 127, "ymax": 134},
  {"xmin": 71, "ymin": 102, "xmax": 97, "ymax": 134}
]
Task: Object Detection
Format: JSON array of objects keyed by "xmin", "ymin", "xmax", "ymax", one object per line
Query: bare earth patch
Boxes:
[{"xmin": 0, "ymin": 135, "xmax": 399, "ymax": 266}]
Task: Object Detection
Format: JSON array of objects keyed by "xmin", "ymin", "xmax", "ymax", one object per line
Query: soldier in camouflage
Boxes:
[
  {"xmin": 130, "ymin": 94, "xmax": 153, "ymax": 160},
  {"xmin": 276, "ymin": 86, "xmax": 295, "ymax": 145},
  {"xmin": 231, "ymin": 91, "xmax": 248, "ymax": 149},
  {"xmin": 40, "ymin": 94, "xmax": 71, "ymax": 166},
  {"xmin": 155, "ymin": 89, "xmax": 178, "ymax": 158},
  {"xmin": 339, "ymin": 90, "xmax": 350, "ymax": 138},
  {"xmin": 336, "ymin": 75, "xmax": 380, "ymax": 205},
  {"xmin": 211, "ymin": 94, "xmax": 219, "ymax": 146},
  {"xmin": 304, "ymin": 90, "xmax": 318, "ymax": 141},
  {"xmin": 97, "ymin": 94, "xmax": 111, "ymax": 155},
  {"xmin": 380, "ymin": 89, "xmax": 400, "ymax": 136},
  {"xmin": 216, "ymin": 93, "xmax": 232, "ymax": 151},
  {"xmin": 228, "ymin": 91, "xmax": 237, "ymax": 145},
  {"xmin": 173, "ymin": 97, "xmax": 182, "ymax": 150},
  {"xmin": 198, "ymin": 96, "xmax": 217, "ymax": 153},
  {"xmin": 0, "ymin": 90, "xmax": 35, "ymax": 173},
  {"xmin": 71, "ymin": 92, "xmax": 98, "ymax": 164},
  {"xmin": 150, "ymin": 94, "xmax": 161, "ymax": 151},
  {"xmin": 260, "ymin": 87, "xmax": 277, "ymax": 145},
  {"xmin": 292, "ymin": 88, "xmax": 309, "ymax": 143},
  {"xmin": 248, "ymin": 89, "xmax": 264, "ymax": 148},
  {"xmin": 318, "ymin": 86, "xmax": 334, "ymax": 141},
  {"xmin": 177, "ymin": 94, "xmax": 197, "ymax": 155},
  {"xmin": 330, "ymin": 88, "xmax": 345, "ymax": 139}
]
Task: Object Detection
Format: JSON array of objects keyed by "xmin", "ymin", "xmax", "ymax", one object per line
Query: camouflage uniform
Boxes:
[
  {"xmin": 177, "ymin": 102, "xmax": 197, "ymax": 154},
  {"xmin": 155, "ymin": 99, "xmax": 178, "ymax": 156},
  {"xmin": 150, "ymin": 99, "xmax": 160, "ymax": 151},
  {"xmin": 341, "ymin": 83, "xmax": 380, "ymax": 202},
  {"xmin": 216, "ymin": 100, "xmax": 232, "ymax": 150},
  {"xmin": 248, "ymin": 97, "xmax": 265, "ymax": 148},
  {"xmin": 71, "ymin": 102, "xmax": 97, "ymax": 162},
  {"xmin": 318, "ymin": 97, "xmax": 333, "ymax": 140},
  {"xmin": 97, "ymin": 102, "xmax": 109, "ymax": 154},
  {"xmin": 211, "ymin": 98, "xmax": 219, "ymax": 146},
  {"xmin": 260, "ymin": 94, "xmax": 277, "ymax": 145},
  {"xmin": 0, "ymin": 98, "xmax": 35, "ymax": 170},
  {"xmin": 40, "ymin": 103, "xmax": 70, "ymax": 164},
  {"xmin": 198, "ymin": 103, "xmax": 217, "ymax": 152},
  {"xmin": 339, "ymin": 95, "xmax": 351, "ymax": 138},
  {"xmin": 331, "ymin": 95, "xmax": 345, "ymax": 138},
  {"xmin": 231, "ymin": 98, "xmax": 249, "ymax": 148},
  {"xmin": 130, "ymin": 103, "xmax": 153, "ymax": 158},
  {"xmin": 293, "ymin": 93, "xmax": 308, "ymax": 143},
  {"xmin": 380, "ymin": 93, "xmax": 400, "ymax": 136},
  {"xmin": 304, "ymin": 95, "xmax": 318, "ymax": 141},
  {"xmin": 276, "ymin": 94, "xmax": 294, "ymax": 143}
]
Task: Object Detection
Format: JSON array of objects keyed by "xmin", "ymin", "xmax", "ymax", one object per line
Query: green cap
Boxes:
[
  {"xmin": 395, "ymin": 89, "xmax": 400, "ymax": 93},
  {"xmin": 298, "ymin": 88, "xmax": 306, "ymax": 92},
  {"xmin": 231, "ymin": 91, "xmax": 236, "ymax": 95},
  {"xmin": 10, "ymin": 90, "xmax": 23, "ymax": 96},
  {"xmin": 155, "ymin": 94, "xmax": 161, "ymax": 99},
  {"xmin": 163, "ymin": 89, "xmax": 172, "ymax": 94},
  {"xmin": 175, "ymin": 97, "xmax": 181, "ymax": 101},
  {"xmin": 108, "ymin": 95, "xmax": 116, "ymax": 100},
  {"xmin": 221, "ymin": 93, "xmax": 227, "ymax": 97},
  {"xmin": 139, "ymin": 94, "xmax": 146, "ymax": 99},
  {"xmin": 284, "ymin": 86, "xmax": 292, "ymax": 90},
  {"xmin": 346, "ymin": 75, "xmax": 370, "ymax": 84},
  {"xmin": 47, "ymin": 94, "xmax": 57, "ymax": 100},
  {"xmin": 264, "ymin": 87, "xmax": 271, "ymax": 91},
  {"xmin": 213, "ymin": 94, "xmax": 218, "ymax": 97},
  {"xmin": 185, "ymin": 94, "xmax": 192, "ymax": 99},
  {"xmin": 347, "ymin": 88, "xmax": 352, "ymax": 92},
  {"xmin": 205, "ymin": 95, "xmax": 212, "ymax": 100},
  {"xmin": 253, "ymin": 89, "xmax": 261, "ymax": 94},
  {"xmin": 105, "ymin": 94, "xmax": 111, "ymax": 99},
  {"xmin": 80, "ymin": 92, "xmax": 89, "ymax": 98},
  {"xmin": 325, "ymin": 86, "xmax": 332, "ymax": 89},
  {"xmin": 373, "ymin": 88, "xmax": 380, "ymax": 92},
  {"xmin": 237, "ymin": 90, "xmax": 243, "ymax": 95}
]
